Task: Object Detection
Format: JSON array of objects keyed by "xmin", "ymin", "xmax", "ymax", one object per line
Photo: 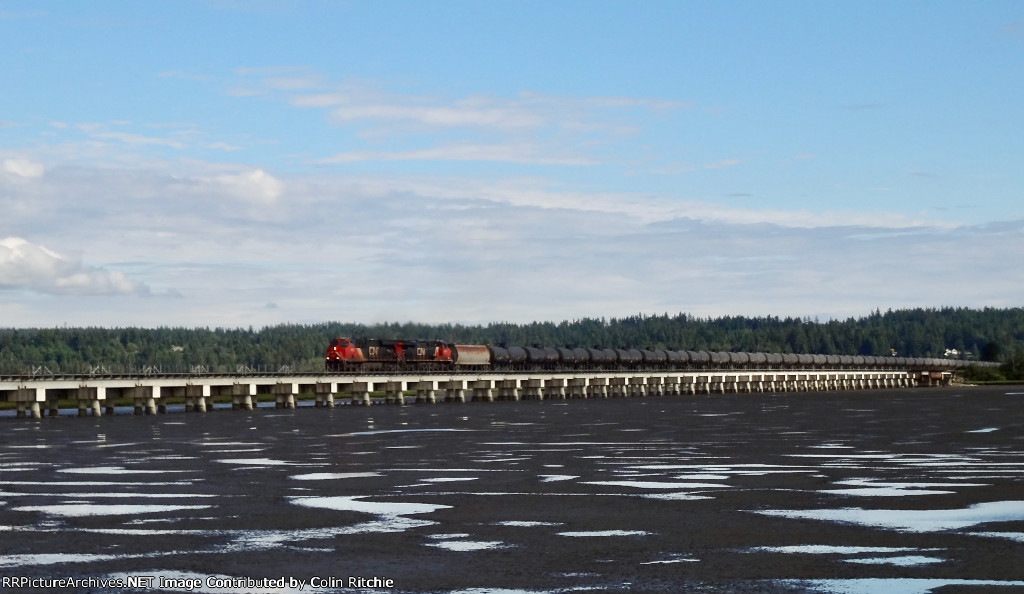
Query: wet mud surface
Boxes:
[{"xmin": 2, "ymin": 386, "xmax": 1024, "ymax": 593}]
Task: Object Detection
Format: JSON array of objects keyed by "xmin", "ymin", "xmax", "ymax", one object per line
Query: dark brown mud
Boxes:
[{"xmin": 2, "ymin": 386, "xmax": 1024, "ymax": 593}]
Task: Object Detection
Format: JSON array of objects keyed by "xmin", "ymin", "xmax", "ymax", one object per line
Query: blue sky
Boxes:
[{"xmin": 1, "ymin": 1, "xmax": 1022, "ymax": 328}]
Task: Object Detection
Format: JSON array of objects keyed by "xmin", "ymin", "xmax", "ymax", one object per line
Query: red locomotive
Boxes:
[{"xmin": 325, "ymin": 338, "xmax": 454, "ymax": 371}]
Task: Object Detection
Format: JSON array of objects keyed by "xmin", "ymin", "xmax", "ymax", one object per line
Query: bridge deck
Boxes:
[{"xmin": 0, "ymin": 367, "xmax": 954, "ymax": 419}]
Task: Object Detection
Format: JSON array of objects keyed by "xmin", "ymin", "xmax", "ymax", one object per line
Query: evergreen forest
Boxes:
[{"xmin": 2, "ymin": 307, "xmax": 1023, "ymax": 378}]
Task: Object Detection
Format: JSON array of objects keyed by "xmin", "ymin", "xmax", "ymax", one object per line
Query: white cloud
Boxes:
[
  {"xmin": 2, "ymin": 158, "xmax": 45, "ymax": 178},
  {"xmin": 211, "ymin": 168, "xmax": 283, "ymax": 203},
  {"xmin": 0, "ymin": 237, "xmax": 149, "ymax": 296},
  {"xmin": 289, "ymin": 88, "xmax": 685, "ymax": 134},
  {"xmin": 329, "ymin": 102, "xmax": 545, "ymax": 129},
  {"xmin": 92, "ymin": 131, "xmax": 186, "ymax": 149},
  {"xmin": 318, "ymin": 143, "xmax": 596, "ymax": 166},
  {"xmin": 0, "ymin": 152, "xmax": 1008, "ymax": 327}
]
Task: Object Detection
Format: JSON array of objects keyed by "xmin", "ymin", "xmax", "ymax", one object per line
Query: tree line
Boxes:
[{"xmin": 1, "ymin": 306, "xmax": 1022, "ymax": 377}]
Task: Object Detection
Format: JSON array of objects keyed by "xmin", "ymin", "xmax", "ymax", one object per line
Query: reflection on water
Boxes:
[
  {"xmin": 755, "ymin": 500, "xmax": 1024, "ymax": 532},
  {"xmin": 11, "ymin": 504, "xmax": 212, "ymax": 517},
  {"xmin": 288, "ymin": 495, "xmax": 451, "ymax": 516},
  {"xmin": 750, "ymin": 545, "xmax": 938, "ymax": 554},
  {"xmin": 0, "ymin": 552, "xmax": 151, "ymax": 568},
  {"xmin": 289, "ymin": 472, "xmax": 382, "ymax": 480},
  {"xmin": 843, "ymin": 555, "xmax": 944, "ymax": 566},
  {"xmin": 557, "ymin": 530, "xmax": 650, "ymax": 537}
]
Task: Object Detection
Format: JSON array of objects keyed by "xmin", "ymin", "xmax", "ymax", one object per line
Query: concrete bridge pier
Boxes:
[
  {"xmin": 469, "ymin": 380, "xmax": 493, "ymax": 402},
  {"xmin": 129, "ymin": 386, "xmax": 156, "ymax": 415},
  {"xmin": 496, "ymin": 379, "xmax": 519, "ymax": 401},
  {"xmin": 545, "ymin": 379, "xmax": 566, "ymax": 400},
  {"xmin": 384, "ymin": 381, "xmax": 406, "ymax": 405},
  {"xmin": 349, "ymin": 382, "xmax": 371, "ymax": 406},
  {"xmin": 271, "ymin": 383, "xmax": 295, "ymax": 409},
  {"xmin": 522, "ymin": 379, "xmax": 544, "ymax": 401},
  {"xmin": 314, "ymin": 382, "xmax": 335, "ymax": 408},
  {"xmin": 70, "ymin": 386, "xmax": 105, "ymax": 416},
  {"xmin": 567, "ymin": 378, "xmax": 587, "ymax": 399},
  {"xmin": 440, "ymin": 380, "xmax": 465, "ymax": 403},
  {"xmin": 647, "ymin": 376, "xmax": 664, "ymax": 396},
  {"xmin": 629, "ymin": 377, "xmax": 647, "ymax": 397},
  {"xmin": 607, "ymin": 377, "xmax": 626, "ymax": 397},
  {"xmin": 184, "ymin": 385, "xmax": 211, "ymax": 412},
  {"xmin": 231, "ymin": 383, "xmax": 253, "ymax": 410},
  {"xmin": 587, "ymin": 378, "xmax": 608, "ymax": 398},
  {"xmin": 13, "ymin": 388, "xmax": 41, "ymax": 419},
  {"xmin": 412, "ymin": 381, "xmax": 435, "ymax": 404}
]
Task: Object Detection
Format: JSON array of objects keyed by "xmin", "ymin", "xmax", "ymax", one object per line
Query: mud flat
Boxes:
[{"xmin": 2, "ymin": 386, "xmax": 1024, "ymax": 593}]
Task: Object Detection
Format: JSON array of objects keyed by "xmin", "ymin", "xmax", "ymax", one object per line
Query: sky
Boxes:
[{"xmin": 1, "ymin": 0, "xmax": 1022, "ymax": 329}]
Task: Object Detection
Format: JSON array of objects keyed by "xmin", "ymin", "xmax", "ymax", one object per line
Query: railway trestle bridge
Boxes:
[{"xmin": 1, "ymin": 366, "xmax": 957, "ymax": 419}]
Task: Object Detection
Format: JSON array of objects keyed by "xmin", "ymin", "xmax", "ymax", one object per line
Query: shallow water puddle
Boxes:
[
  {"xmin": 749, "ymin": 545, "xmax": 940, "ymax": 554},
  {"xmin": 0, "ymin": 491, "xmax": 215, "ymax": 499},
  {"xmin": 843, "ymin": 555, "xmax": 943, "ymax": 566},
  {"xmin": 640, "ymin": 556, "xmax": 698, "ymax": 564},
  {"xmin": 0, "ymin": 480, "xmax": 194, "ymax": 487},
  {"xmin": 289, "ymin": 472, "xmax": 382, "ymax": 480},
  {"xmin": 638, "ymin": 492, "xmax": 714, "ymax": 501},
  {"xmin": 425, "ymin": 533, "xmax": 508, "ymax": 551},
  {"xmin": 419, "ymin": 477, "xmax": 478, "ymax": 483},
  {"xmin": 327, "ymin": 428, "xmax": 474, "ymax": 437},
  {"xmin": 0, "ymin": 552, "xmax": 153, "ymax": 568},
  {"xmin": 557, "ymin": 530, "xmax": 650, "ymax": 537},
  {"xmin": 584, "ymin": 480, "xmax": 729, "ymax": 489},
  {"xmin": 289, "ymin": 495, "xmax": 450, "ymax": 516},
  {"xmin": 819, "ymin": 487, "xmax": 956, "ymax": 497},
  {"xmin": 539, "ymin": 475, "xmax": 578, "ymax": 482},
  {"xmin": 755, "ymin": 500, "xmax": 1024, "ymax": 532},
  {"xmin": 819, "ymin": 478, "xmax": 988, "ymax": 497},
  {"xmin": 11, "ymin": 504, "xmax": 212, "ymax": 517},
  {"xmin": 215, "ymin": 458, "xmax": 295, "ymax": 466},
  {"xmin": 59, "ymin": 466, "xmax": 193, "ymax": 475},
  {"xmin": 494, "ymin": 521, "xmax": 563, "ymax": 527},
  {"xmin": 969, "ymin": 531, "xmax": 1024, "ymax": 542}
]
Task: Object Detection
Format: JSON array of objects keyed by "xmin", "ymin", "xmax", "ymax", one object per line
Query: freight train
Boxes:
[{"xmin": 325, "ymin": 338, "xmax": 973, "ymax": 373}]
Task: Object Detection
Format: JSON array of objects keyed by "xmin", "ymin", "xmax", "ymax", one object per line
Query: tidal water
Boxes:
[{"xmin": 1, "ymin": 386, "xmax": 1023, "ymax": 593}]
